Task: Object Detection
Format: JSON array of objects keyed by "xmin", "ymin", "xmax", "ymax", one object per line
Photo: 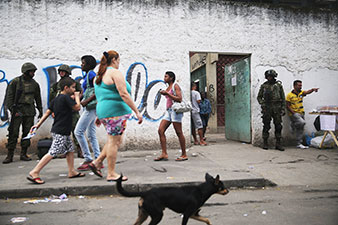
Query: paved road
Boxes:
[{"xmin": 1, "ymin": 185, "xmax": 338, "ymax": 225}]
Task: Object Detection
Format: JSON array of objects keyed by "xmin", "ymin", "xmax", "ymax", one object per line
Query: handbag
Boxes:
[
  {"xmin": 83, "ymin": 71, "xmax": 97, "ymax": 110},
  {"xmin": 171, "ymin": 83, "xmax": 192, "ymax": 113}
]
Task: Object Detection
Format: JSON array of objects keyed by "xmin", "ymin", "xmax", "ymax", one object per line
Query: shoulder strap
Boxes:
[
  {"xmin": 171, "ymin": 83, "xmax": 181, "ymax": 96},
  {"xmin": 86, "ymin": 71, "xmax": 91, "ymax": 88}
]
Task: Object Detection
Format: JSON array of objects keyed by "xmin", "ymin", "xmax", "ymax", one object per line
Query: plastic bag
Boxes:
[{"xmin": 310, "ymin": 134, "xmax": 335, "ymax": 149}]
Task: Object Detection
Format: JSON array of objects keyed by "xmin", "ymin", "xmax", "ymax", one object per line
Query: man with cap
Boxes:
[
  {"xmin": 257, "ymin": 69, "xmax": 286, "ymax": 151},
  {"xmin": 49, "ymin": 64, "xmax": 83, "ymax": 158},
  {"xmin": 3, "ymin": 62, "xmax": 43, "ymax": 163}
]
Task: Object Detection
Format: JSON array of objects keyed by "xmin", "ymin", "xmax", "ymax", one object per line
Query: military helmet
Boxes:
[
  {"xmin": 21, "ymin": 62, "xmax": 37, "ymax": 74},
  {"xmin": 265, "ymin": 69, "xmax": 278, "ymax": 79},
  {"xmin": 58, "ymin": 64, "xmax": 72, "ymax": 75}
]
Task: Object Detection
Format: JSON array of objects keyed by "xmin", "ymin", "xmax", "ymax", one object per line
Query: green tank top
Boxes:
[{"xmin": 94, "ymin": 78, "xmax": 132, "ymax": 119}]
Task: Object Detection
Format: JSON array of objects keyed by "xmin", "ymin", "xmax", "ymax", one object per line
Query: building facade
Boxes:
[{"xmin": 0, "ymin": 0, "xmax": 337, "ymax": 150}]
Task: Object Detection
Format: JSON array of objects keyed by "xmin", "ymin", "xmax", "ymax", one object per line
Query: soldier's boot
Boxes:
[
  {"xmin": 262, "ymin": 138, "xmax": 269, "ymax": 150},
  {"xmin": 3, "ymin": 149, "xmax": 14, "ymax": 164},
  {"xmin": 275, "ymin": 139, "xmax": 285, "ymax": 151},
  {"xmin": 20, "ymin": 148, "xmax": 32, "ymax": 161}
]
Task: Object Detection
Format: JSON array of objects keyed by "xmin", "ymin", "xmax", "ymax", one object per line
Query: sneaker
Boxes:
[
  {"xmin": 77, "ymin": 161, "xmax": 92, "ymax": 171},
  {"xmin": 297, "ymin": 144, "xmax": 309, "ymax": 149}
]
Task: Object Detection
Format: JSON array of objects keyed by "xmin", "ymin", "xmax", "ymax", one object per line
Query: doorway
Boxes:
[{"xmin": 189, "ymin": 52, "xmax": 252, "ymax": 143}]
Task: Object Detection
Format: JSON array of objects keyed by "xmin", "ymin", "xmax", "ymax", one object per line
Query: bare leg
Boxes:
[
  {"xmin": 191, "ymin": 121, "xmax": 198, "ymax": 145},
  {"xmin": 66, "ymin": 152, "xmax": 80, "ymax": 177},
  {"xmin": 29, "ymin": 153, "xmax": 54, "ymax": 179},
  {"xmin": 92, "ymin": 144, "xmax": 106, "ymax": 168},
  {"xmin": 106, "ymin": 134, "xmax": 124, "ymax": 180},
  {"xmin": 198, "ymin": 128, "xmax": 207, "ymax": 145},
  {"xmin": 173, "ymin": 122, "xmax": 187, "ymax": 158},
  {"xmin": 157, "ymin": 120, "xmax": 171, "ymax": 158}
]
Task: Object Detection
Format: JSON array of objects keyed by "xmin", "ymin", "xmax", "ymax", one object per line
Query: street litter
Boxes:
[
  {"xmin": 10, "ymin": 217, "xmax": 28, "ymax": 223},
  {"xmin": 166, "ymin": 177, "xmax": 174, "ymax": 179},
  {"xmin": 78, "ymin": 195, "xmax": 85, "ymax": 199},
  {"xmin": 243, "ymin": 213, "xmax": 248, "ymax": 217},
  {"xmin": 18, "ymin": 166, "xmax": 24, "ymax": 169},
  {"xmin": 24, "ymin": 193, "xmax": 68, "ymax": 204},
  {"xmin": 262, "ymin": 210, "xmax": 267, "ymax": 215},
  {"xmin": 89, "ymin": 172, "xmax": 94, "ymax": 175},
  {"xmin": 191, "ymin": 153, "xmax": 198, "ymax": 157},
  {"xmin": 59, "ymin": 193, "xmax": 67, "ymax": 199},
  {"xmin": 248, "ymin": 166, "xmax": 254, "ymax": 169},
  {"xmin": 59, "ymin": 174, "xmax": 67, "ymax": 177}
]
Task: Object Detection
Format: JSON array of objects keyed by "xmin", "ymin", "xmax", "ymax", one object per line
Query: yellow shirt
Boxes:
[{"xmin": 286, "ymin": 90, "xmax": 305, "ymax": 116}]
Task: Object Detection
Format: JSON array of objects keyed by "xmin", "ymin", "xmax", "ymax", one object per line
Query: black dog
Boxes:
[{"xmin": 116, "ymin": 173, "xmax": 229, "ymax": 225}]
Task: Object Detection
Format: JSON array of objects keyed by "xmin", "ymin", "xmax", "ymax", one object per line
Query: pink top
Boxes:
[{"xmin": 166, "ymin": 88, "xmax": 175, "ymax": 109}]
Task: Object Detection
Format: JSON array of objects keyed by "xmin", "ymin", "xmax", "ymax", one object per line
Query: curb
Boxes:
[{"xmin": 0, "ymin": 178, "xmax": 276, "ymax": 199}]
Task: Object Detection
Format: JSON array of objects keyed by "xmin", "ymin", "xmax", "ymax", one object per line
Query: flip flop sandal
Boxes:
[
  {"xmin": 69, "ymin": 173, "xmax": 86, "ymax": 178},
  {"xmin": 107, "ymin": 175, "xmax": 128, "ymax": 182},
  {"xmin": 154, "ymin": 157, "xmax": 168, "ymax": 161},
  {"xmin": 27, "ymin": 176, "xmax": 45, "ymax": 184},
  {"xmin": 88, "ymin": 163, "xmax": 103, "ymax": 178},
  {"xmin": 175, "ymin": 157, "xmax": 188, "ymax": 162}
]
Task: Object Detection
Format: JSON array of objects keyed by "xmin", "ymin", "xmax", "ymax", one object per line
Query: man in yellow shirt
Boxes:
[{"xmin": 286, "ymin": 80, "xmax": 319, "ymax": 149}]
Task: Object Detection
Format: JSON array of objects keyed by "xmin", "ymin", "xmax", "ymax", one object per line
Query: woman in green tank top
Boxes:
[{"xmin": 88, "ymin": 50, "xmax": 143, "ymax": 182}]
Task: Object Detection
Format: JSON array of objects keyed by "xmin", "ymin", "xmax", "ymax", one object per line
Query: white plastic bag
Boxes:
[
  {"xmin": 172, "ymin": 101, "xmax": 192, "ymax": 113},
  {"xmin": 310, "ymin": 135, "xmax": 335, "ymax": 148}
]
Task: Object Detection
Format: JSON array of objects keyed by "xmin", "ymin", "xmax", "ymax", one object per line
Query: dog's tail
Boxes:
[{"xmin": 116, "ymin": 174, "xmax": 143, "ymax": 198}]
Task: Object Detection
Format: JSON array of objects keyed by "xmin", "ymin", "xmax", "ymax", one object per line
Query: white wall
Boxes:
[{"xmin": 0, "ymin": 0, "xmax": 337, "ymax": 149}]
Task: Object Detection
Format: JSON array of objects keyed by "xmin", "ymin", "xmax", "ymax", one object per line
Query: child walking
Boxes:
[{"xmin": 27, "ymin": 77, "xmax": 85, "ymax": 184}]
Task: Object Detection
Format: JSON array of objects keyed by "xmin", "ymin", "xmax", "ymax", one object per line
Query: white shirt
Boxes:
[{"xmin": 191, "ymin": 90, "xmax": 201, "ymax": 113}]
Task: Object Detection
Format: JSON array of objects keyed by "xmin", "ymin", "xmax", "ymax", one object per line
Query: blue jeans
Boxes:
[{"xmin": 74, "ymin": 108, "xmax": 100, "ymax": 162}]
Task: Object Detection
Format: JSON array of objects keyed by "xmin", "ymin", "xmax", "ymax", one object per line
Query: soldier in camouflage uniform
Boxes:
[
  {"xmin": 257, "ymin": 69, "xmax": 286, "ymax": 151},
  {"xmin": 49, "ymin": 64, "xmax": 83, "ymax": 158},
  {"xmin": 3, "ymin": 62, "xmax": 43, "ymax": 164}
]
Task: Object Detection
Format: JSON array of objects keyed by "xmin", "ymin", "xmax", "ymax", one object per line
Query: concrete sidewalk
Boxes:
[{"xmin": 1, "ymin": 134, "xmax": 338, "ymax": 198}]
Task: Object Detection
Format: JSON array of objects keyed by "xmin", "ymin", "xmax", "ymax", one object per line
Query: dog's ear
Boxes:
[
  {"xmin": 205, "ymin": 173, "xmax": 214, "ymax": 182},
  {"xmin": 214, "ymin": 175, "xmax": 220, "ymax": 185}
]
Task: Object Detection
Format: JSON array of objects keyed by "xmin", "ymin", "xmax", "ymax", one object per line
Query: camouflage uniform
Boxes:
[
  {"xmin": 6, "ymin": 75, "xmax": 42, "ymax": 161},
  {"xmin": 49, "ymin": 76, "xmax": 83, "ymax": 156},
  {"xmin": 257, "ymin": 76, "xmax": 286, "ymax": 150}
]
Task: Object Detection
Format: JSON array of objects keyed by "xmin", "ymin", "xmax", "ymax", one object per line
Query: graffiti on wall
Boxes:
[
  {"xmin": 0, "ymin": 62, "xmax": 167, "ymax": 129},
  {"xmin": 208, "ymin": 83, "xmax": 216, "ymax": 115},
  {"xmin": 126, "ymin": 62, "xmax": 166, "ymax": 121},
  {"xmin": 0, "ymin": 70, "xmax": 9, "ymax": 128}
]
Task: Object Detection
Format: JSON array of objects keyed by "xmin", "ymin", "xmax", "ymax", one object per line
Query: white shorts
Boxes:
[
  {"xmin": 163, "ymin": 108, "xmax": 183, "ymax": 123},
  {"xmin": 191, "ymin": 112, "xmax": 203, "ymax": 129}
]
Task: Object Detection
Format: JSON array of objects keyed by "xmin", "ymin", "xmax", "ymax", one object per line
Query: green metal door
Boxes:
[
  {"xmin": 224, "ymin": 57, "xmax": 251, "ymax": 142},
  {"xmin": 191, "ymin": 66, "xmax": 206, "ymax": 93}
]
